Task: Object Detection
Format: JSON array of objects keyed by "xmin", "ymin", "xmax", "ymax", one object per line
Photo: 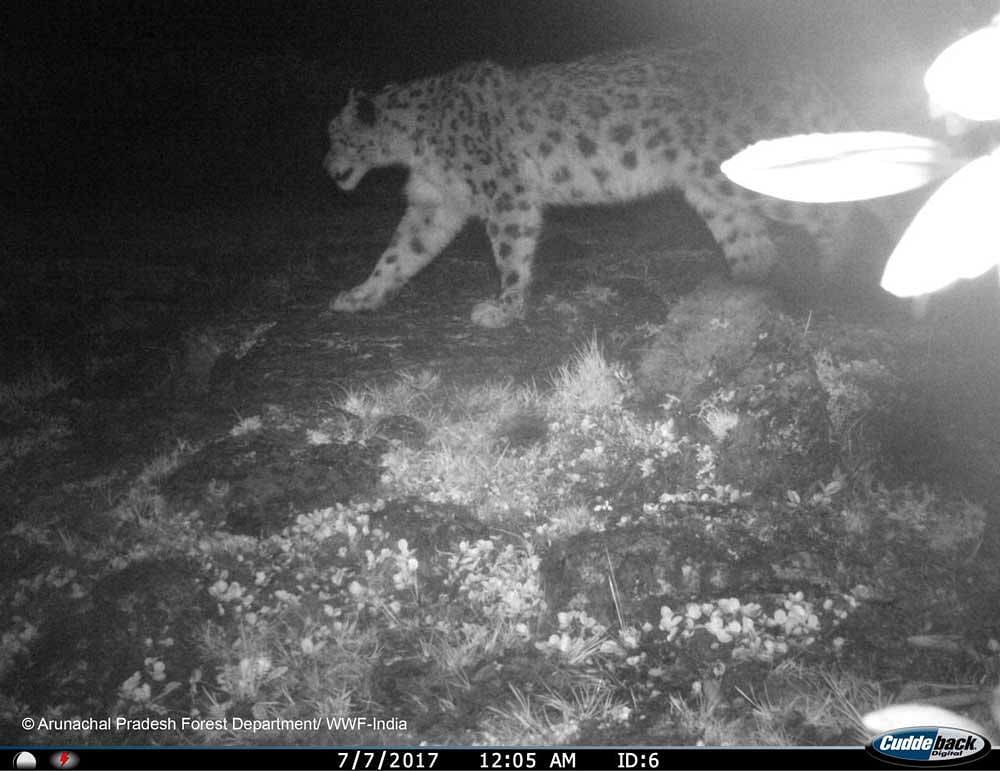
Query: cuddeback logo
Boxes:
[{"xmin": 866, "ymin": 725, "xmax": 991, "ymax": 766}]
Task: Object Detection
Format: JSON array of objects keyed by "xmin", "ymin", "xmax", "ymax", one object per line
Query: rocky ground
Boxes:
[{"xmin": 2, "ymin": 184, "xmax": 999, "ymax": 745}]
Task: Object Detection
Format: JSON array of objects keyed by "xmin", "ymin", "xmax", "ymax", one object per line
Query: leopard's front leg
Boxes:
[
  {"xmin": 470, "ymin": 201, "xmax": 543, "ymax": 328},
  {"xmin": 332, "ymin": 198, "xmax": 468, "ymax": 313}
]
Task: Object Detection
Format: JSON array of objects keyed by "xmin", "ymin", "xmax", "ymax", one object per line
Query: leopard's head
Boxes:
[{"xmin": 324, "ymin": 89, "xmax": 383, "ymax": 191}]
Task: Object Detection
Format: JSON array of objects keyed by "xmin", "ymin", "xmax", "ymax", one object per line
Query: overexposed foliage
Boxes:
[
  {"xmin": 720, "ymin": 15, "xmax": 1000, "ymax": 299},
  {"xmin": 925, "ymin": 21, "xmax": 1000, "ymax": 122},
  {"xmin": 881, "ymin": 151, "xmax": 1000, "ymax": 296},
  {"xmin": 720, "ymin": 132, "xmax": 959, "ymax": 203}
]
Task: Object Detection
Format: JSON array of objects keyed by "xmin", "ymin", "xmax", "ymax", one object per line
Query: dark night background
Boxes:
[{"xmin": 5, "ymin": 0, "xmax": 997, "ymax": 212}]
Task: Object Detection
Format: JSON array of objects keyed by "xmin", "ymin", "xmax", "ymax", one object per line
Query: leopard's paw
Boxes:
[
  {"xmin": 331, "ymin": 281, "xmax": 389, "ymax": 312},
  {"xmin": 470, "ymin": 294, "xmax": 525, "ymax": 328},
  {"xmin": 471, "ymin": 300, "xmax": 515, "ymax": 328}
]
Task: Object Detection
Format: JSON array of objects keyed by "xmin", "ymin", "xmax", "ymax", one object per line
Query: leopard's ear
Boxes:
[
  {"xmin": 343, "ymin": 88, "xmax": 376, "ymax": 127},
  {"xmin": 355, "ymin": 93, "xmax": 376, "ymax": 127}
]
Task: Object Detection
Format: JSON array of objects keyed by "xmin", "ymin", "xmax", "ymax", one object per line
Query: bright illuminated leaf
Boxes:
[
  {"xmin": 720, "ymin": 132, "xmax": 958, "ymax": 203},
  {"xmin": 925, "ymin": 24, "xmax": 1000, "ymax": 122},
  {"xmin": 880, "ymin": 151, "xmax": 1000, "ymax": 297},
  {"xmin": 863, "ymin": 703, "xmax": 990, "ymax": 737}
]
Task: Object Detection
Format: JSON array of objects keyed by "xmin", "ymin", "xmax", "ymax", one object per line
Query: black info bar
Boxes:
[{"xmin": 6, "ymin": 745, "xmax": 999, "ymax": 770}]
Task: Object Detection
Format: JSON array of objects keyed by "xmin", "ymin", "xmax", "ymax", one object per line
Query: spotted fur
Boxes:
[{"xmin": 325, "ymin": 45, "xmax": 854, "ymax": 327}]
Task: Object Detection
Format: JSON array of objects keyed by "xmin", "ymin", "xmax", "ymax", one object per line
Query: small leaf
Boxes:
[
  {"xmin": 880, "ymin": 150, "xmax": 1000, "ymax": 297},
  {"xmin": 823, "ymin": 479, "xmax": 844, "ymax": 497},
  {"xmin": 721, "ymin": 132, "xmax": 959, "ymax": 202},
  {"xmin": 906, "ymin": 634, "xmax": 963, "ymax": 652}
]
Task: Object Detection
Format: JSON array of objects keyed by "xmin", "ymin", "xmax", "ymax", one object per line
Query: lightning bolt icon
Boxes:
[{"xmin": 59, "ymin": 751, "xmax": 70, "ymax": 767}]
